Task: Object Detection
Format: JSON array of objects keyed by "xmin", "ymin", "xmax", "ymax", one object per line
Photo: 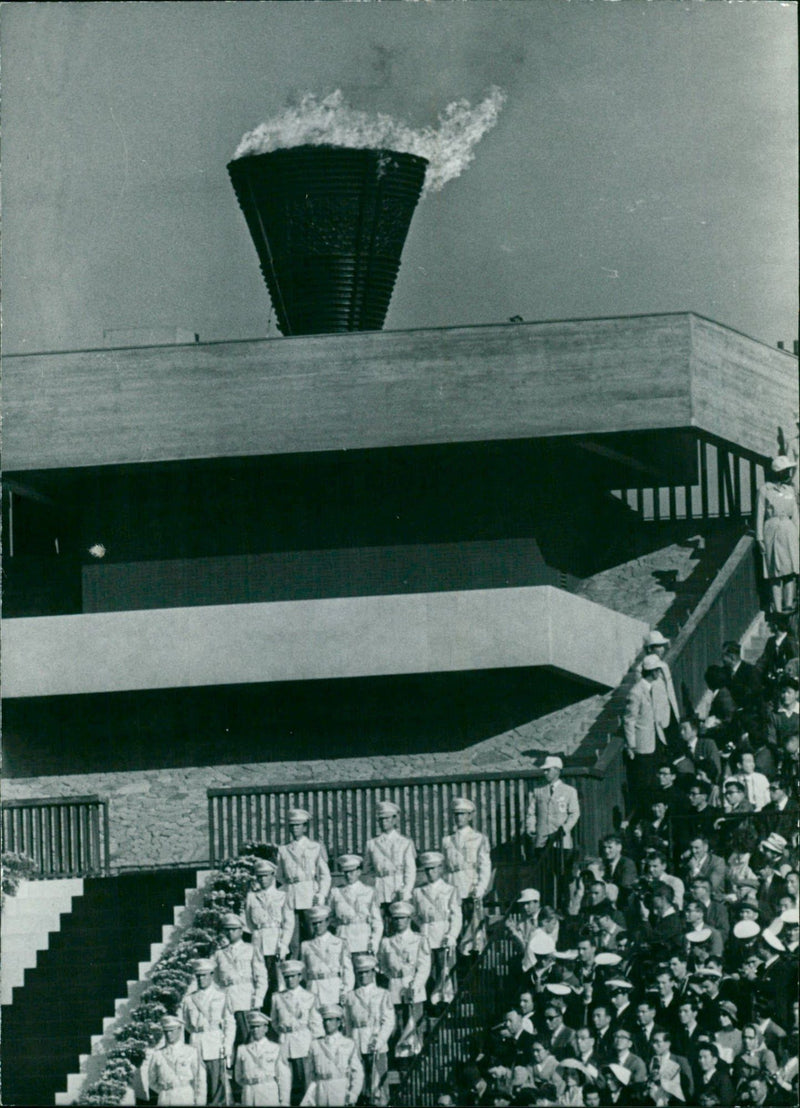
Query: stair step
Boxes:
[{"xmin": 1, "ymin": 868, "xmax": 200, "ymax": 1107}]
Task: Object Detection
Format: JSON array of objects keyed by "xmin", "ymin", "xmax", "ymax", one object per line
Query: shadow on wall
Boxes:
[{"xmin": 3, "ymin": 666, "xmax": 600, "ymax": 778}]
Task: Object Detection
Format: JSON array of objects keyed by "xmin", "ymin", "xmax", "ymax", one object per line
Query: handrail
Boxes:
[{"xmin": 1, "ymin": 795, "xmax": 110, "ymax": 877}]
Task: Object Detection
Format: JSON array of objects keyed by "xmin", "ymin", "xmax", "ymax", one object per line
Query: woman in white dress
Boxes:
[{"xmin": 756, "ymin": 455, "xmax": 799, "ymax": 614}]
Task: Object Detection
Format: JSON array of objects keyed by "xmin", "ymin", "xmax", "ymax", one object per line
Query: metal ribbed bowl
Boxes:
[{"xmin": 228, "ymin": 146, "xmax": 428, "ymax": 336}]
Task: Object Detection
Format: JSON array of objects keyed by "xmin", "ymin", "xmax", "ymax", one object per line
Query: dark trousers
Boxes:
[
  {"xmin": 204, "ymin": 1058, "xmax": 227, "ymax": 1106},
  {"xmin": 626, "ymin": 750, "xmax": 658, "ymax": 809},
  {"xmin": 288, "ymin": 1055, "xmax": 311, "ymax": 1107}
]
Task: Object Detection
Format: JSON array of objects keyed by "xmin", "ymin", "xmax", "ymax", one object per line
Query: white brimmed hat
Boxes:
[
  {"xmin": 771, "ymin": 455, "xmax": 797, "ymax": 473},
  {"xmin": 419, "ymin": 851, "xmax": 444, "ymax": 868},
  {"xmin": 527, "ymin": 932, "xmax": 557, "ymax": 956},
  {"xmin": 287, "ymin": 808, "xmax": 310, "ymax": 824},
  {"xmin": 338, "ymin": 854, "xmax": 363, "ymax": 872},
  {"xmin": 452, "ymin": 797, "xmax": 475, "ymax": 813},
  {"xmin": 542, "ymin": 756, "xmax": 563, "ymax": 770},
  {"xmin": 642, "ymin": 655, "xmax": 663, "ymax": 672},
  {"xmin": 376, "ymin": 800, "xmax": 399, "ymax": 817},
  {"xmin": 518, "ymin": 888, "xmax": 541, "ymax": 904},
  {"xmin": 733, "ymin": 919, "xmax": 761, "ymax": 940},
  {"xmin": 646, "ymin": 630, "xmax": 670, "ymax": 647},
  {"xmin": 607, "ymin": 1063, "xmax": 632, "ymax": 1086},
  {"xmin": 254, "ymin": 859, "xmax": 277, "ymax": 875}
]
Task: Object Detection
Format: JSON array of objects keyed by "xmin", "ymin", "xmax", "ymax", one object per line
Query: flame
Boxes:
[{"xmin": 233, "ymin": 88, "xmax": 506, "ymax": 193}]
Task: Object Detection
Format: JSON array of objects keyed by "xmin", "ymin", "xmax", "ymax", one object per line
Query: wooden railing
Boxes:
[
  {"xmin": 393, "ymin": 926, "xmax": 520, "ymax": 1106},
  {"xmin": 1, "ymin": 795, "xmax": 110, "ymax": 877},
  {"xmin": 207, "ymin": 757, "xmax": 625, "ymax": 872},
  {"xmin": 611, "ymin": 435, "xmax": 767, "ymax": 522},
  {"xmin": 665, "ymin": 535, "xmax": 760, "ymax": 716}
]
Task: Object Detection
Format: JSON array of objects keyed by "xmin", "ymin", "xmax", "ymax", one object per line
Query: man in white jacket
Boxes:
[{"xmin": 442, "ymin": 797, "xmax": 492, "ymax": 956}]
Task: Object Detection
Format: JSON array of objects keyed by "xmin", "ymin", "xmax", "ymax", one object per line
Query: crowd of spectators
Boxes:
[{"xmin": 432, "ymin": 616, "xmax": 799, "ymax": 1107}]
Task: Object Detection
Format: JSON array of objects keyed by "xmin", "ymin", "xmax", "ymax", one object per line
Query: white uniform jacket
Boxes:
[
  {"xmin": 411, "ymin": 878, "xmax": 462, "ymax": 950},
  {"xmin": 363, "ymin": 830, "xmax": 416, "ymax": 904},
  {"xmin": 146, "ymin": 1042, "xmax": 205, "ymax": 1106},
  {"xmin": 277, "ymin": 837, "xmax": 332, "ymax": 911},
  {"xmin": 307, "ymin": 1032, "xmax": 364, "ymax": 1107},
  {"xmin": 441, "ymin": 826, "xmax": 492, "ymax": 900},
  {"xmin": 181, "ymin": 983, "xmax": 235, "ymax": 1063},
  {"xmin": 214, "ymin": 938, "xmax": 268, "ymax": 1013},
  {"xmin": 329, "ymin": 880, "xmax": 383, "ymax": 954},
  {"xmin": 341, "ymin": 982, "xmax": 396, "ymax": 1055},
  {"xmin": 234, "ymin": 1038, "xmax": 292, "ymax": 1107},
  {"xmin": 245, "ymin": 886, "xmax": 295, "ymax": 959},
  {"xmin": 301, "ymin": 932, "xmax": 354, "ymax": 1007},
  {"xmin": 270, "ymin": 985, "xmax": 323, "ymax": 1059},
  {"xmin": 376, "ymin": 930, "xmax": 431, "ymax": 1005}
]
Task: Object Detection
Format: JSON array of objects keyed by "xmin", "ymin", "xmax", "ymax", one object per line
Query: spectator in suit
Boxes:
[
  {"xmin": 759, "ymin": 776, "xmax": 799, "ymax": 840},
  {"xmin": 495, "ymin": 1008, "xmax": 536, "ymax": 1070},
  {"xmin": 653, "ymin": 969, "xmax": 680, "ymax": 1036},
  {"xmin": 648, "ymin": 1028, "xmax": 694, "ymax": 1104},
  {"xmin": 624, "ymin": 657, "xmax": 671, "ymax": 803},
  {"xmin": 688, "ymin": 876, "xmax": 730, "ymax": 939},
  {"xmin": 633, "ymin": 996, "xmax": 662, "ymax": 1065},
  {"xmin": 767, "ymin": 675, "xmax": 800, "ymax": 751},
  {"xmin": 685, "ymin": 780, "xmax": 723, "ymax": 849},
  {"xmin": 756, "ymin": 612, "xmax": 798, "ymax": 688},
  {"xmin": 600, "ymin": 834, "xmax": 639, "ymax": 907},
  {"xmin": 722, "ymin": 641, "xmax": 763, "ymax": 710},
  {"xmin": 539, "ymin": 1001, "xmax": 573, "ymax": 1060},
  {"xmin": 590, "ymin": 1002, "xmax": 616, "ymax": 1060},
  {"xmin": 694, "ymin": 1039, "xmax": 735, "ymax": 1105},
  {"xmin": 673, "ymin": 996, "xmax": 704, "ymax": 1066},
  {"xmin": 716, "ymin": 778, "xmax": 759, "ymax": 856},
  {"xmin": 525, "ymin": 756, "xmax": 580, "ymax": 856},
  {"xmin": 696, "ymin": 664, "xmax": 737, "ymax": 734},
  {"xmin": 680, "ymin": 834, "xmax": 726, "ymax": 897},
  {"xmin": 644, "ymin": 629, "xmax": 681, "ymax": 754},
  {"xmin": 609, "ymin": 1026, "xmax": 648, "ymax": 1085},
  {"xmin": 673, "ymin": 716, "xmax": 722, "ymax": 784}
]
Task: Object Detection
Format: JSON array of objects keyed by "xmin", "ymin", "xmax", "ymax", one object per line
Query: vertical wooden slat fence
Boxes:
[
  {"xmin": 612, "ymin": 436, "xmax": 766, "ymax": 522},
  {"xmin": 1, "ymin": 795, "xmax": 110, "ymax": 877},
  {"xmin": 207, "ymin": 764, "xmax": 619, "ymax": 871},
  {"xmin": 666, "ymin": 535, "xmax": 760, "ymax": 716}
]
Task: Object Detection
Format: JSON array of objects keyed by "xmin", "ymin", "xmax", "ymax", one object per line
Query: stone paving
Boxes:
[{"xmin": 5, "ymin": 530, "xmax": 736, "ymax": 870}]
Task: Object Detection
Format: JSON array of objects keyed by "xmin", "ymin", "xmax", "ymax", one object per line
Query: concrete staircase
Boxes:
[
  {"xmin": 1, "ymin": 878, "xmax": 84, "ymax": 1006},
  {"xmin": 740, "ymin": 610, "xmax": 770, "ymax": 665},
  {"xmin": 53, "ymin": 869, "xmax": 210, "ymax": 1105},
  {"xmin": 1, "ymin": 868, "xmax": 202, "ymax": 1106}
]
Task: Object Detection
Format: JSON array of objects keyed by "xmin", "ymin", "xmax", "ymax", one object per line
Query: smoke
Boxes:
[{"xmin": 233, "ymin": 87, "xmax": 506, "ymax": 194}]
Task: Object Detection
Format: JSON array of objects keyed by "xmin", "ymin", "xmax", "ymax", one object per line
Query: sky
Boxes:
[{"xmin": 1, "ymin": 0, "xmax": 797, "ymax": 355}]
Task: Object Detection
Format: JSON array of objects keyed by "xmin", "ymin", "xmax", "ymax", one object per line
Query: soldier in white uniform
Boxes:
[
  {"xmin": 181, "ymin": 957, "xmax": 235, "ymax": 1106},
  {"xmin": 341, "ymin": 952, "xmax": 395, "ymax": 1107},
  {"xmin": 363, "ymin": 801, "xmax": 416, "ymax": 917},
  {"xmin": 277, "ymin": 808, "xmax": 332, "ymax": 954},
  {"xmin": 376, "ymin": 901, "xmax": 430, "ymax": 1058},
  {"xmin": 329, "ymin": 854, "xmax": 383, "ymax": 956},
  {"xmin": 146, "ymin": 1014, "xmax": 206, "ymax": 1106},
  {"xmin": 245, "ymin": 858, "xmax": 295, "ymax": 1004},
  {"xmin": 234, "ymin": 1010, "xmax": 292, "ymax": 1107},
  {"xmin": 305, "ymin": 1004, "xmax": 364, "ymax": 1107},
  {"xmin": 270, "ymin": 959, "xmax": 323, "ymax": 1105},
  {"xmin": 441, "ymin": 796, "xmax": 492, "ymax": 956},
  {"xmin": 412, "ymin": 850, "xmax": 462, "ymax": 1008},
  {"xmin": 301, "ymin": 904, "xmax": 354, "ymax": 1008},
  {"xmin": 214, "ymin": 913, "xmax": 268, "ymax": 1056}
]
